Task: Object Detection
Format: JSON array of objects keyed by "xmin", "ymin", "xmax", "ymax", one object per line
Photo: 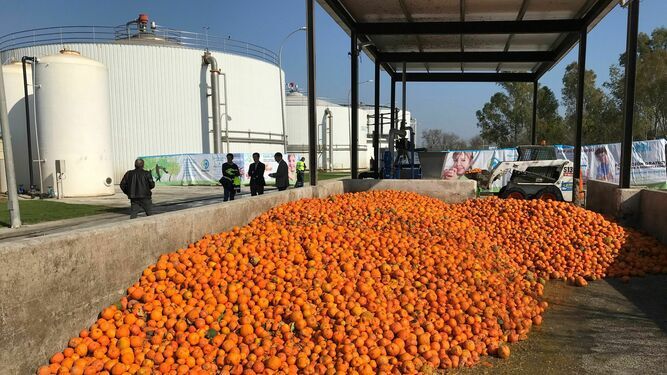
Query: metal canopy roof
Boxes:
[{"xmin": 317, "ymin": 0, "xmax": 619, "ymax": 81}]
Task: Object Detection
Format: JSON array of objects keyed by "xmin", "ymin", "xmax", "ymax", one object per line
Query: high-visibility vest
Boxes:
[{"xmin": 296, "ymin": 161, "xmax": 306, "ymax": 172}]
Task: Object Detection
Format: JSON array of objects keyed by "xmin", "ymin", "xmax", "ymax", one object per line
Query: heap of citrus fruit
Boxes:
[{"xmin": 38, "ymin": 191, "xmax": 667, "ymax": 375}]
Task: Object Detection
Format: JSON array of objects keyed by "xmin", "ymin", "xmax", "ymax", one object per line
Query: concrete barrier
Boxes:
[
  {"xmin": 0, "ymin": 179, "xmax": 475, "ymax": 374},
  {"xmin": 586, "ymin": 180, "xmax": 641, "ymax": 225},
  {"xmin": 639, "ymin": 189, "xmax": 667, "ymax": 245},
  {"xmin": 586, "ymin": 179, "xmax": 667, "ymax": 245}
]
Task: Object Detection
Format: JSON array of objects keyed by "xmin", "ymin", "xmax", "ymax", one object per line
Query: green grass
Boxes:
[{"xmin": 0, "ymin": 198, "xmax": 118, "ymax": 227}]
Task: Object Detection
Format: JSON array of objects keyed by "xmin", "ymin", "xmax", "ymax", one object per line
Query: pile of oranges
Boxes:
[{"xmin": 38, "ymin": 191, "xmax": 667, "ymax": 375}]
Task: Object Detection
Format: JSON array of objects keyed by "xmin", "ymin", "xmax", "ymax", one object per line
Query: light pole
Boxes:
[
  {"xmin": 347, "ymin": 79, "xmax": 373, "ymax": 165},
  {"xmin": 278, "ymin": 26, "xmax": 306, "ymax": 153}
]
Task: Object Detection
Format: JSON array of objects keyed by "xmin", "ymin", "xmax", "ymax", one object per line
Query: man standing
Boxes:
[
  {"xmin": 295, "ymin": 156, "xmax": 306, "ymax": 188},
  {"xmin": 221, "ymin": 153, "xmax": 241, "ymax": 201},
  {"xmin": 120, "ymin": 159, "xmax": 155, "ymax": 219},
  {"xmin": 247, "ymin": 152, "xmax": 266, "ymax": 196},
  {"xmin": 269, "ymin": 152, "xmax": 289, "ymax": 191}
]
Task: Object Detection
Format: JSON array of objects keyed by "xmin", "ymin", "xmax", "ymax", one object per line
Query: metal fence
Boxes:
[{"xmin": 0, "ymin": 25, "xmax": 279, "ymax": 65}]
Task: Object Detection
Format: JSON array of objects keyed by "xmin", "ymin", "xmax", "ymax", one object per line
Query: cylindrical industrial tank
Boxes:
[
  {"xmin": 2, "ymin": 61, "xmax": 35, "ymax": 190},
  {"xmin": 35, "ymin": 50, "xmax": 114, "ymax": 197}
]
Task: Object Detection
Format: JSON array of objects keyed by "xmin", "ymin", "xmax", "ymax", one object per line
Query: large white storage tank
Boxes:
[
  {"xmin": 35, "ymin": 50, "xmax": 114, "ymax": 196},
  {"xmin": 1, "ymin": 18, "xmax": 284, "ymax": 183},
  {"xmin": 1, "ymin": 61, "xmax": 36, "ymax": 190}
]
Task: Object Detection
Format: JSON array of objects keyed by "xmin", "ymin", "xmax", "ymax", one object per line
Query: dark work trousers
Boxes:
[
  {"xmin": 223, "ymin": 186, "xmax": 236, "ymax": 201},
  {"xmin": 250, "ymin": 184, "xmax": 264, "ymax": 196},
  {"xmin": 295, "ymin": 171, "xmax": 304, "ymax": 187},
  {"xmin": 130, "ymin": 198, "xmax": 153, "ymax": 219}
]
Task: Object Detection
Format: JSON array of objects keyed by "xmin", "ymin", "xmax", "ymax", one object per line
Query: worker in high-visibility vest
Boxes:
[
  {"xmin": 295, "ymin": 157, "xmax": 306, "ymax": 188},
  {"xmin": 221, "ymin": 153, "xmax": 241, "ymax": 201}
]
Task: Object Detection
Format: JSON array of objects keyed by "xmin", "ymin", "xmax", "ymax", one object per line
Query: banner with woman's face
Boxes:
[{"xmin": 441, "ymin": 149, "xmax": 518, "ymax": 191}]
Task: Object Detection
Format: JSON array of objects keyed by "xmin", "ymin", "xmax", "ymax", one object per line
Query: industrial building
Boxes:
[
  {"xmin": 0, "ymin": 15, "xmax": 284, "ymax": 196},
  {"xmin": 285, "ymin": 90, "xmax": 413, "ymax": 171},
  {"xmin": 1, "ymin": 14, "xmax": 415, "ymax": 196}
]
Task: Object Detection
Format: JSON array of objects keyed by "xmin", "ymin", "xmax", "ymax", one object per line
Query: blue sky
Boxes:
[{"xmin": 2, "ymin": 0, "xmax": 665, "ymax": 141}]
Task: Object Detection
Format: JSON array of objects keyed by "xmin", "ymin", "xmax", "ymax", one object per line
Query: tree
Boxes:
[
  {"xmin": 476, "ymin": 83, "xmax": 547, "ymax": 147},
  {"xmin": 561, "ymin": 62, "xmax": 620, "ymax": 144},
  {"xmin": 536, "ymin": 86, "xmax": 568, "ymax": 145},
  {"xmin": 422, "ymin": 129, "xmax": 445, "ymax": 151},
  {"xmin": 468, "ymin": 135, "xmax": 486, "ymax": 149},
  {"xmin": 421, "ymin": 129, "xmax": 468, "ymax": 150},
  {"xmin": 605, "ymin": 28, "xmax": 667, "ymax": 140}
]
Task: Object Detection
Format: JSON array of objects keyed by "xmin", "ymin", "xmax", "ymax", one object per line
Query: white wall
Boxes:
[
  {"xmin": 1, "ymin": 62, "xmax": 37, "ymax": 189},
  {"xmin": 285, "ymin": 94, "xmax": 368, "ymax": 170},
  {"xmin": 2, "ymin": 43, "xmax": 283, "ymax": 183}
]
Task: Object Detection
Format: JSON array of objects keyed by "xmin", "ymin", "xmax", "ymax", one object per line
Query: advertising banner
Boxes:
[
  {"xmin": 555, "ymin": 138, "xmax": 666, "ymax": 188},
  {"xmin": 441, "ymin": 149, "xmax": 518, "ymax": 191},
  {"xmin": 141, "ymin": 152, "xmax": 306, "ymax": 187}
]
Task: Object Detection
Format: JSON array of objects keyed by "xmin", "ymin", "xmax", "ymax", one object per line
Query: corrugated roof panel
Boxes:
[
  {"xmin": 402, "ymin": 0, "xmax": 461, "ymax": 22},
  {"xmin": 507, "ymin": 33, "xmax": 562, "ymax": 51},
  {"xmin": 463, "ymin": 34, "xmax": 511, "ymax": 52},
  {"xmin": 465, "ymin": 0, "xmax": 524, "ymax": 21},
  {"xmin": 339, "ymin": 0, "xmax": 406, "ymax": 22},
  {"xmin": 462, "ymin": 62, "xmax": 503, "ymax": 72},
  {"xmin": 523, "ymin": 0, "xmax": 590, "ymax": 20},
  {"xmin": 372, "ymin": 35, "xmax": 424, "ymax": 52},
  {"xmin": 373, "ymin": 34, "xmax": 461, "ymax": 53},
  {"xmin": 498, "ymin": 62, "xmax": 539, "ymax": 72},
  {"xmin": 417, "ymin": 35, "xmax": 462, "ymax": 52}
]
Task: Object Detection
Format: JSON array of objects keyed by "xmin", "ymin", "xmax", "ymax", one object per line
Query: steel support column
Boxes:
[
  {"xmin": 373, "ymin": 60, "xmax": 380, "ymax": 173},
  {"xmin": 390, "ymin": 77, "xmax": 396, "ymax": 131},
  {"xmin": 350, "ymin": 31, "xmax": 359, "ymax": 179},
  {"xmin": 531, "ymin": 81, "xmax": 538, "ymax": 145},
  {"xmin": 573, "ymin": 30, "xmax": 587, "ymax": 182},
  {"xmin": 306, "ymin": 0, "xmax": 317, "ymax": 186},
  {"xmin": 620, "ymin": 0, "xmax": 640, "ymax": 188}
]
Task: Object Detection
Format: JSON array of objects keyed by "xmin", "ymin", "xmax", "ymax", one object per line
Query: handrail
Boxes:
[{"xmin": 0, "ymin": 25, "xmax": 278, "ymax": 65}]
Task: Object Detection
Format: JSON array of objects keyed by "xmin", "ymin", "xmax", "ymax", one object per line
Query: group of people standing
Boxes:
[
  {"xmin": 219, "ymin": 152, "xmax": 306, "ymax": 201},
  {"xmin": 120, "ymin": 152, "xmax": 306, "ymax": 219}
]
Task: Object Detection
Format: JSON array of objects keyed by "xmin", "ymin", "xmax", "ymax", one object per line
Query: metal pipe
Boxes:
[
  {"xmin": 221, "ymin": 72, "xmax": 230, "ymax": 153},
  {"xmin": 620, "ymin": 0, "xmax": 640, "ymax": 189},
  {"xmin": 401, "ymin": 62, "xmax": 407, "ymax": 132},
  {"xmin": 278, "ymin": 27, "xmax": 307, "ymax": 154},
  {"xmin": 325, "ymin": 108, "xmax": 334, "ymax": 172},
  {"xmin": 389, "ymin": 77, "xmax": 396, "ymax": 174},
  {"xmin": 531, "ymin": 80, "xmax": 538, "ymax": 145},
  {"xmin": 374, "ymin": 60, "xmax": 380, "ymax": 173},
  {"xmin": 203, "ymin": 52, "xmax": 222, "ymax": 153},
  {"xmin": 21, "ymin": 56, "xmax": 35, "ymax": 188},
  {"xmin": 0, "ymin": 63, "xmax": 22, "ymax": 227},
  {"xmin": 31, "ymin": 58, "xmax": 44, "ymax": 194},
  {"xmin": 306, "ymin": 0, "xmax": 317, "ymax": 186},
  {"xmin": 573, "ymin": 30, "xmax": 586, "ymax": 184},
  {"xmin": 350, "ymin": 31, "xmax": 359, "ymax": 179}
]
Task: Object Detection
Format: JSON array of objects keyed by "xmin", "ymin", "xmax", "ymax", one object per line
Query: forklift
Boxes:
[{"xmin": 466, "ymin": 145, "xmax": 574, "ymax": 202}]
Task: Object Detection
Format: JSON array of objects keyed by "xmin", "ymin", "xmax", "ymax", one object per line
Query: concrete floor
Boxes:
[
  {"xmin": 0, "ymin": 185, "xmax": 280, "ymax": 242},
  {"xmin": 457, "ymin": 275, "xmax": 667, "ymax": 375}
]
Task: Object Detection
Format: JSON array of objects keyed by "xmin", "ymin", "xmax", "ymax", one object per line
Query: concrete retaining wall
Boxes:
[
  {"xmin": 586, "ymin": 179, "xmax": 667, "ymax": 244},
  {"xmin": 0, "ymin": 179, "xmax": 476, "ymax": 374},
  {"xmin": 586, "ymin": 180, "xmax": 641, "ymax": 225},
  {"xmin": 639, "ymin": 189, "xmax": 667, "ymax": 245}
]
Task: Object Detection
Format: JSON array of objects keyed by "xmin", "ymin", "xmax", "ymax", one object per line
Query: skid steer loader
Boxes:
[{"xmin": 466, "ymin": 146, "xmax": 574, "ymax": 202}]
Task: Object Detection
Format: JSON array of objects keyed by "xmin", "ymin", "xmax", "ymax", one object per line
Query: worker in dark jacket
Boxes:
[
  {"xmin": 269, "ymin": 152, "xmax": 289, "ymax": 191},
  {"xmin": 221, "ymin": 153, "xmax": 241, "ymax": 201},
  {"xmin": 120, "ymin": 159, "xmax": 155, "ymax": 219},
  {"xmin": 247, "ymin": 152, "xmax": 266, "ymax": 196}
]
